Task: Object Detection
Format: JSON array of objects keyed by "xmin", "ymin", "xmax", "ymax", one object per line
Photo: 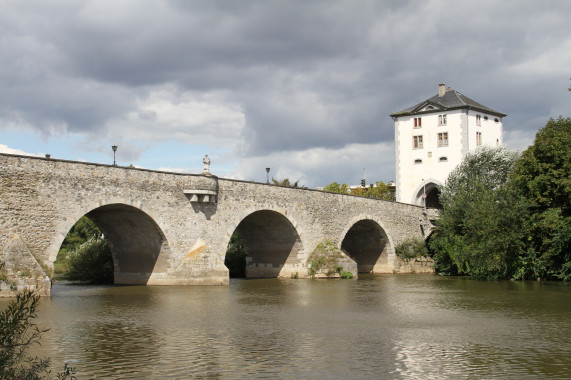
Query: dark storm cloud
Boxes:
[{"xmin": 0, "ymin": 0, "xmax": 569, "ymax": 186}]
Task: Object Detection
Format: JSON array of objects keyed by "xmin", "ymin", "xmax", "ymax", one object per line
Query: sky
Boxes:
[{"xmin": 1, "ymin": 0, "xmax": 569, "ymax": 188}]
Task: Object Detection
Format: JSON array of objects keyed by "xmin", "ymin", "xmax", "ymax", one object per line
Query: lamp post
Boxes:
[
  {"xmin": 266, "ymin": 167, "xmax": 270, "ymax": 184},
  {"xmin": 422, "ymin": 178, "xmax": 426, "ymax": 211},
  {"xmin": 112, "ymin": 145, "xmax": 117, "ymax": 166}
]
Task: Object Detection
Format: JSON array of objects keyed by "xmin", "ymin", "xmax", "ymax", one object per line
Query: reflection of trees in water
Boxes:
[{"xmin": 33, "ymin": 277, "xmax": 571, "ymax": 379}]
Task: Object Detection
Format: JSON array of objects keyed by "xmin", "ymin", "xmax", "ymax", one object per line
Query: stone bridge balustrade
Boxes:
[{"xmin": 0, "ymin": 153, "xmax": 434, "ymax": 296}]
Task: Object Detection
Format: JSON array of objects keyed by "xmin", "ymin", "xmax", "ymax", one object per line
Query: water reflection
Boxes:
[{"xmin": 14, "ymin": 275, "xmax": 570, "ymax": 379}]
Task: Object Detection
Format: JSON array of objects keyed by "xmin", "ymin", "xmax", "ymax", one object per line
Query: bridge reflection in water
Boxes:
[{"xmin": 24, "ymin": 275, "xmax": 571, "ymax": 379}]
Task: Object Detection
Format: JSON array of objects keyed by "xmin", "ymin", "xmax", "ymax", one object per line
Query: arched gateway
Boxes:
[{"xmin": 0, "ymin": 153, "xmax": 434, "ymax": 296}]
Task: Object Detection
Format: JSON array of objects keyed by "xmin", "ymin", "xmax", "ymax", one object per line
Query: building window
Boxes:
[
  {"xmin": 437, "ymin": 132, "xmax": 448, "ymax": 147},
  {"xmin": 414, "ymin": 117, "xmax": 422, "ymax": 128},
  {"xmin": 414, "ymin": 159, "xmax": 422, "ymax": 164},
  {"xmin": 476, "ymin": 114, "xmax": 481, "ymax": 126},
  {"xmin": 413, "ymin": 135, "xmax": 423, "ymax": 149},
  {"xmin": 494, "ymin": 118, "xmax": 499, "ymax": 123},
  {"xmin": 476, "ymin": 132, "xmax": 482, "ymax": 146},
  {"xmin": 439, "ymin": 156, "xmax": 448, "ymax": 162},
  {"xmin": 484, "ymin": 116, "xmax": 488, "ymax": 121},
  {"xmin": 439, "ymin": 114, "xmax": 447, "ymax": 126}
]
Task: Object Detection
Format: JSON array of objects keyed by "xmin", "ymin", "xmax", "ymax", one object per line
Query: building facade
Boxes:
[{"xmin": 390, "ymin": 84, "xmax": 506, "ymax": 207}]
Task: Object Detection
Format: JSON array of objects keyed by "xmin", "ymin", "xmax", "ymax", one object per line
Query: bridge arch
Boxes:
[
  {"xmin": 227, "ymin": 209, "xmax": 305, "ymax": 278},
  {"xmin": 50, "ymin": 201, "xmax": 172, "ymax": 285},
  {"xmin": 339, "ymin": 216, "xmax": 395, "ymax": 273}
]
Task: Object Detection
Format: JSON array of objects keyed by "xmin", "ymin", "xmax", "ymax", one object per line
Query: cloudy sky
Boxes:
[{"xmin": 1, "ymin": 0, "xmax": 569, "ymax": 187}]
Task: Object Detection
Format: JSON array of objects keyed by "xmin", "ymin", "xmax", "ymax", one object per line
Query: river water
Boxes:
[{"xmin": 15, "ymin": 275, "xmax": 571, "ymax": 379}]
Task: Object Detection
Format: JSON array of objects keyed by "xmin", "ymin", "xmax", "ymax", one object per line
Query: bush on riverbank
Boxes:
[
  {"xmin": 225, "ymin": 232, "xmax": 246, "ymax": 278},
  {"xmin": 55, "ymin": 216, "xmax": 114, "ymax": 284},
  {"xmin": 396, "ymin": 237, "xmax": 429, "ymax": 261},
  {"xmin": 0, "ymin": 289, "xmax": 76, "ymax": 379},
  {"xmin": 431, "ymin": 117, "xmax": 570, "ymax": 280},
  {"xmin": 66, "ymin": 238, "xmax": 114, "ymax": 284}
]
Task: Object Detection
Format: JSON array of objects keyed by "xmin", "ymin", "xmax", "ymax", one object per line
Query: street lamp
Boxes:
[
  {"xmin": 266, "ymin": 167, "xmax": 270, "ymax": 184},
  {"xmin": 112, "ymin": 145, "xmax": 117, "ymax": 166},
  {"xmin": 422, "ymin": 178, "xmax": 426, "ymax": 211}
]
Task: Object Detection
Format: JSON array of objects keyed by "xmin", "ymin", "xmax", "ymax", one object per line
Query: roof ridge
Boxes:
[{"xmin": 453, "ymin": 90, "xmax": 467, "ymax": 106}]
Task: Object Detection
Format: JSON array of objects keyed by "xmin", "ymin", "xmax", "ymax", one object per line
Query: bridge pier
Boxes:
[{"xmin": 0, "ymin": 153, "xmax": 434, "ymax": 296}]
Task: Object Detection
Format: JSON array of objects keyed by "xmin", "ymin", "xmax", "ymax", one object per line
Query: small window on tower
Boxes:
[
  {"xmin": 437, "ymin": 132, "xmax": 448, "ymax": 147},
  {"xmin": 414, "ymin": 159, "xmax": 423, "ymax": 164},
  {"xmin": 439, "ymin": 114, "xmax": 447, "ymax": 125},
  {"xmin": 476, "ymin": 114, "xmax": 481, "ymax": 126},
  {"xmin": 439, "ymin": 157, "xmax": 448, "ymax": 162}
]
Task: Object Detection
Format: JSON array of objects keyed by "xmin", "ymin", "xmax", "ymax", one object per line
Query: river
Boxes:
[{"xmin": 11, "ymin": 275, "xmax": 571, "ymax": 379}]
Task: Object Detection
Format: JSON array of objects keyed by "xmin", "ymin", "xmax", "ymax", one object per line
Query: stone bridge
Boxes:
[{"xmin": 0, "ymin": 153, "xmax": 434, "ymax": 296}]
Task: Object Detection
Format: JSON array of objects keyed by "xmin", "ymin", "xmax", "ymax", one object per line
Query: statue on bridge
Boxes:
[{"xmin": 203, "ymin": 155, "xmax": 211, "ymax": 173}]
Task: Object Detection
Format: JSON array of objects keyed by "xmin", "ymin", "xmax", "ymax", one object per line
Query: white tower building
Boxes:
[{"xmin": 390, "ymin": 84, "xmax": 506, "ymax": 207}]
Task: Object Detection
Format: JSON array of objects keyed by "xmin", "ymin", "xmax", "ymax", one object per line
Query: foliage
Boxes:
[
  {"xmin": 323, "ymin": 180, "xmax": 395, "ymax": 200},
  {"xmin": 0, "ymin": 290, "xmax": 50, "ymax": 379},
  {"xmin": 0, "ymin": 290, "xmax": 77, "ymax": 379},
  {"xmin": 340, "ymin": 271, "xmax": 354, "ymax": 279},
  {"xmin": 225, "ymin": 232, "xmax": 246, "ymax": 278},
  {"xmin": 66, "ymin": 237, "xmax": 114, "ymax": 284},
  {"xmin": 395, "ymin": 237, "xmax": 428, "ymax": 261},
  {"xmin": 431, "ymin": 118, "xmax": 571, "ymax": 281},
  {"xmin": 59, "ymin": 216, "xmax": 102, "ymax": 253},
  {"xmin": 322, "ymin": 182, "xmax": 349, "ymax": 194},
  {"xmin": 511, "ymin": 117, "xmax": 571, "ymax": 280},
  {"xmin": 55, "ymin": 216, "xmax": 103, "ymax": 274},
  {"xmin": 271, "ymin": 178, "xmax": 305, "ymax": 188},
  {"xmin": 430, "ymin": 146, "xmax": 526, "ymax": 279},
  {"xmin": 307, "ymin": 241, "xmax": 350, "ymax": 278}
]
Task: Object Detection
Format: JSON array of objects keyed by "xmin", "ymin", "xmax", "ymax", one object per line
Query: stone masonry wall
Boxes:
[{"xmin": 0, "ymin": 153, "xmax": 433, "ymax": 295}]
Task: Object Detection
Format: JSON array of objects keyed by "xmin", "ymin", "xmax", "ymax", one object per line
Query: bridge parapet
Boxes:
[{"xmin": 0, "ymin": 153, "xmax": 434, "ymax": 296}]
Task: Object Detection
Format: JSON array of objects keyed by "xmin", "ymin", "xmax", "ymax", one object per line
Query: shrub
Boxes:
[
  {"xmin": 340, "ymin": 271, "xmax": 354, "ymax": 279},
  {"xmin": 0, "ymin": 290, "xmax": 77, "ymax": 379},
  {"xmin": 0, "ymin": 290, "xmax": 49, "ymax": 379},
  {"xmin": 66, "ymin": 237, "xmax": 114, "ymax": 284},
  {"xmin": 225, "ymin": 232, "xmax": 246, "ymax": 278},
  {"xmin": 395, "ymin": 237, "xmax": 428, "ymax": 261},
  {"xmin": 307, "ymin": 241, "xmax": 353, "ymax": 278}
]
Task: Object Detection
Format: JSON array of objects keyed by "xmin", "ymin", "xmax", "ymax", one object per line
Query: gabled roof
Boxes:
[{"xmin": 390, "ymin": 87, "xmax": 507, "ymax": 118}]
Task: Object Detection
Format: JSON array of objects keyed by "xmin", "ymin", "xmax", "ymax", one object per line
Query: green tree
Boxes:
[
  {"xmin": 511, "ymin": 117, "xmax": 571, "ymax": 280},
  {"xmin": 323, "ymin": 182, "xmax": 349, "ymax": 194},
  {"xmin": 364, "ymin": 181, "xmax": 394, "ymax": 201},
  {"xmin": 271, "ymin": 178, "xmax": 305, "ymax": 188},
  {"xmin": 224, "ymin": 232, "xmax": 246, "ymax": 278},
  {"xmin": 59, "ymin": 216, "xmax": 102, "ymax": 253},
  {"xmin": 324, "ymin": 181, "xmax": 394, "ymax": 200},
  {"xmin": 430, "ymin": 146, "xmax": 526, "ymax": 279},
  {"xmin": 55, "ymin": 216, "xmax": 103, "ymax": 275},
  {"xmin": 66, "ymin": 237, "xmax": 114, "ymax": 284}
]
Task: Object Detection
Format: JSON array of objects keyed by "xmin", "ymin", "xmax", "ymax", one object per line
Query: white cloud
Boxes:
[
  {"xmin": 0, "ymin": 0, "xmax": 569, "ymax": 188},
  {"xmin": 0, "ymin": 144, "xmax": 40, "ymax": 157},
  {"xmin": 231, "ymin": 141, "xmax": 395, "ymax": 188}
]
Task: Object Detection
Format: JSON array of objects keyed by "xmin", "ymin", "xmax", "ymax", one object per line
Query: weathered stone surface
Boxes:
[
  {"xmin": 1, "ymin": 235, "xmax": 51, "ymax": 297},
  {"xmin": 393, "ymin": 256, "xmax": 435, "ymax": 274},
  {"xmin": 0, "ymin": 153, "xmax": 435, "ymax": 295}
]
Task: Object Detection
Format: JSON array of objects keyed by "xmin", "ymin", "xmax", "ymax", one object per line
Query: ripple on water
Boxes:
[{"xmin": 27, "ymin": 277, "xmax": 571, "ymax": 379}]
